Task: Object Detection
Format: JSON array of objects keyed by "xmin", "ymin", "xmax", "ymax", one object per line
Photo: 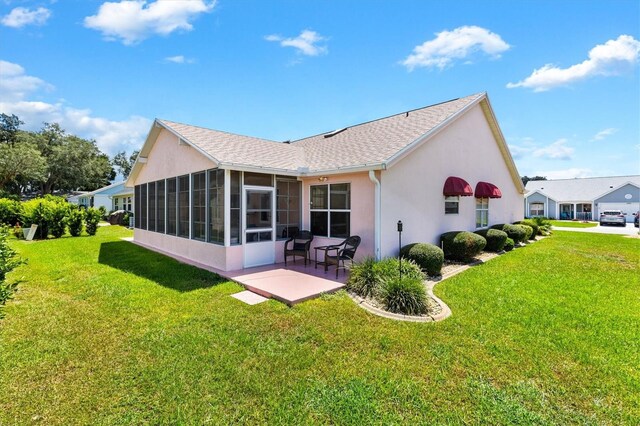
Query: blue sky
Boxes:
[{"xmin": 1, "ymin": 0, "xmax": 638, "ymax": 179}]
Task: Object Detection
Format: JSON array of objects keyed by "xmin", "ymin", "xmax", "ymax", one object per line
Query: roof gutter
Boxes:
[{"xmin": 368, "ymin": 170, "xmax": 382, "ymax": 260}]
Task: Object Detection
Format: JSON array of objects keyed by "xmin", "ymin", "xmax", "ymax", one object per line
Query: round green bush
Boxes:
[
  {"xmin": 504, "ymin": 238, "xmax": 515, "ymax": 251},
  {"xmin": 518, "ymin": 220, "xmax": 539, "ymax": 238},
  {"xmin": 85, "ymin": 207, "xmax": 102, "ymax": 236},
  {"xmin": 67, "ymin": 208, "xmax": 84, "ymax": 237},
  {"xmin": 0, "ymin": 198, "xmax": 23, "ymax": 226},
  {"xmin": 517, "ymin": 224, "xmax": 533, "ymax": 242},
  {"xmin": 500, "ymin": 224, "xmax": 526, "ymax": 244},
  {"xmin": 400, "ymin": 243, "xmax": 444, "ymax": 276},
  {"xmin": 440, "ymin": 231, "xmax": 487, "ymax": 261},
  {"xmin": 380, "ymin": 276, "xmax": 428, "ymax": 315},
  {"xmin": 474, "ymin": 228, "xmax": 508, "ymax": 252}
]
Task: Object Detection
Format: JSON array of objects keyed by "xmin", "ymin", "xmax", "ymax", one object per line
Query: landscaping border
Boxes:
[{"xmin": 350, "ymin": 237, "xmax": 544, "ymax": 322}]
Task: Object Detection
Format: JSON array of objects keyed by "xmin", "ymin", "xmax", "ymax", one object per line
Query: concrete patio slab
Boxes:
[
  {"xmin": 231, "ymin": 290, "xmax": 269, "ymax": 305},
  {"xmin": 224, "ymin": 260, "xmax": 347, "ymax": 305},
  {"xmin": 130, "ymin": 239, "xmax": 346, "ymax": 305}
]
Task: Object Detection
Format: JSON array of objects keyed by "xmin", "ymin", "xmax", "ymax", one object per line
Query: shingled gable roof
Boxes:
[
  {"xmin": 128, "ymin": 92, "xmax": 524, "ymax": 192},
  {"xmin": 525, "ymin": 175, "xmax": 640, "ymax": 202}
]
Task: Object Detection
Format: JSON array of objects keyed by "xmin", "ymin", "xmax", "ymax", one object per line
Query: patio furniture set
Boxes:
[{"xmin": 284, "ymin": 231, "xmax": 361, "ymax": 278}]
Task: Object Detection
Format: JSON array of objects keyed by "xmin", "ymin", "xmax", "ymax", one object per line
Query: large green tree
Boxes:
[
  {"xmin": 0, "ymin": 115, "xmax": 46, "ymax": 194},
  {"xmin": 112, "ymin": 150, "xmax": 139, "ymax": 179},
  {"xmin": 0, "ymin": 115, "xmax": 116, "ymax": 195},
  {"xmin": 34, "ymin": 124, "xmax": 115, "ymax": 194}
]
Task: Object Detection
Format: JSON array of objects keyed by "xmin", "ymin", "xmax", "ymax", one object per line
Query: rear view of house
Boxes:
[{"xmin": 126, "ymin": 92, "xmax": 524, "ymax": 271}]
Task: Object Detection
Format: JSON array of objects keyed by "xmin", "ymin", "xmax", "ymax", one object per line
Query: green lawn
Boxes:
[
  {"xmin": 1, "ymin": 227, "xmax": 638, "ymax": 425},
  {"xmin": 549, "ymin": 220, "xmax": 598, "ymax": 228}
]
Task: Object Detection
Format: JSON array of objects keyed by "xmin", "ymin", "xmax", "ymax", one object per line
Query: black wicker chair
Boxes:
[
  {"xmin": 324, "ymin": 236, "xmax": 361, "ymax": 278},
  {"xmin": 284, "ymin": 230, "xmax": 314, "ymax": 266}
]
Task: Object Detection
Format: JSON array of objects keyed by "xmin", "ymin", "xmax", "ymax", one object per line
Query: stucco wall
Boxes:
[
  {"xmin": 379, "ymin": 104, "xmax": 523, "ymax": 257},
  {"xmin": 134, "ymin": 129, "xmax": 217, "ymax": 185},
  {"xmin": 299, "ymin": 172, "xmax": 375, "ymax": 261}
]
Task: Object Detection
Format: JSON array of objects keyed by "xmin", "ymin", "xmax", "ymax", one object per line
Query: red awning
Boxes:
[
  {"xmin": 443, "ymin": 176, "xmax": 473, "ymax": 196},
  {"xmin": 475, "ymin": 181, "xmax": 502, "ymax": 198}
]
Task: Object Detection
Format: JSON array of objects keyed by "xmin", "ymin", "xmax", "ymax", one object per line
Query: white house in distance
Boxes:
[
  {"xmin": 524, "ymin": 175, "xmax": 640, "ymax": 222},
  {"xmin": 126, "ymin": 92, "xmax": 524, "ymax": 272},
  {"xmin": 73, "ymin": 181, "xmax": 134, "ymax": 212}
]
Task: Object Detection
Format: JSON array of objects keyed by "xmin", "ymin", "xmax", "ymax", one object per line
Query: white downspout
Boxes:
[{"xmin": 368, "ymin": 170, "xmax": 381, "ymax": 261}]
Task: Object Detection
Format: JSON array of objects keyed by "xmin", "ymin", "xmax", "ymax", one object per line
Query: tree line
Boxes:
[{"xmin": 0, "ymin": 113, "xmax": 139, "ymax": 197}]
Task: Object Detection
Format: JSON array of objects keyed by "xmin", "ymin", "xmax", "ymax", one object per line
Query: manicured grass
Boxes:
[
  {"xmin": 549, "ymin": 220, "xmax": 598, "ymax": 228},
  {"xmin": 1, "ymin": 227, "xmax": 639, "ymax": 424}
]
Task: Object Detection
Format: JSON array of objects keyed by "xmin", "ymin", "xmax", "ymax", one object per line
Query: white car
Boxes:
[{"xmin": 599, "ymin": 210, "xmax": 626, "ymax": 227}]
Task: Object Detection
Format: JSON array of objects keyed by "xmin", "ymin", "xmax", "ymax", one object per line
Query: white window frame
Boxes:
[
  {"xmin": 445, "ymin": 195, "xmax": 459, "ymax": 214},
  {"xmin": 310, "ymin": 183, "xmax": 351, "ymax": 238},
  {"xmin": 529, "ymin": 202, "xmax": 544, "ymax": 217},
  {"xmin": 476, "ymin": 197, "xmax": 489, "ymax": 228}
]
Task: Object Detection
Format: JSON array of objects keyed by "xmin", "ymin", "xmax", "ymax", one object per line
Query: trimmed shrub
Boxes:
[
  {"xmin": 68, "ymin": 208, "xmax": 84, "ymax": 237},
  {"xmin": 22, "ymin": 199, "xmax": 53, "ymax": 239},
  {"xmin": 440, "ymin": 231, "xmax": 487, "ymax": 261},
  {"xmin": 474, "ymin": 229, "xmax": 508, "ymax": 252},
  {"xmin": 490, "ymin": 223, "xmax": 506, "ymax": 231},
  {"xmin": 517, "ymin": 224, "xmax": 533, "ymax": 242},
  {"xmin": 98, "ymin": 206, "xmax": 108, "ymax": 220},
  {"xmin": 504, "ymin": 238, "xmax": 515, "ymax": 252},
  {"xmin": 346, "ymin": 257, "xmax": 378, "ymax": 298},
  {"xmin": 379, "ymin": 276, "xmax": 428, "ymax": 315},
  {"xmin": 500, "ymin": 224, "xmax": 526, "ymax": 244},
  {"xmin": 400, "ymin": 243, "xmax": 444, "ymax": 276},
  {"xmin": 517, "ymin": 220, "xmax": 539, "ymax": 239},
  {"xmin": 0, "ymin": 226, "xmax": 24, "ymax": 318},
  {"xmin": 85, "ymin": 208, "xmax": 102, "ymax": 236},
  {"xmin": 49, "ymin": 203, "xmax": 69, "ymax": 238},
  {"xmin": 0, "ymin": 198, "xmax": 22, "ymax": 226}
]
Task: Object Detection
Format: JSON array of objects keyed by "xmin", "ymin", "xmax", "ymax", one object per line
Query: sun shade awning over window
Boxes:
[
  {"xmin": 475, "ymin": 181, "xmax": 502, "ymax": 198},
  {"xmin": 443, "ymin": 176, "xmax": 473, "ymax": 196}
]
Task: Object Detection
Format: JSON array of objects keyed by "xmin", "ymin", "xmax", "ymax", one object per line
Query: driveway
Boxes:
[{"xmin": 553, "ymin": 223, "xmax": 638, "ymax": 236}]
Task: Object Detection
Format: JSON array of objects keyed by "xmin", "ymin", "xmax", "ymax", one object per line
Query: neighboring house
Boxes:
[
  {"xmin": 66, "ymin": 191, "xmax": 89, "ymax": 205},
  {"xmin": 524, "ymin": 175, "xmax": 640, "ymax": 222},
  {"xmin": 126, "ymin": 92, "xmax": 524, "ymax": 271},
  {"xmin": 76, "ymin": 182, "xmax": 134, "ymax": 212}
]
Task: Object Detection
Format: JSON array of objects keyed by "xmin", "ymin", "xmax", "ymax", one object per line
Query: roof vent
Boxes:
[
  {"xmin": 610, "ymin": 186, "xmax": 614, "ymax": 188},
  {"xmin": 405, "ymin": 112, "xmax": 409, "ymax": 117},
  {"xmin": 324, "ymin": 128, "xmax": 347, "ymax": 138},
  {"xmin": 283, "ymin": 140, "xmax": 291, "ymax": 144}
]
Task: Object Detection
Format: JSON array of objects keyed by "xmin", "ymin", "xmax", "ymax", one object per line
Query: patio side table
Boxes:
[{"xmin": 314, "ymin": 245, "xmax": 338, "ymax": 271}]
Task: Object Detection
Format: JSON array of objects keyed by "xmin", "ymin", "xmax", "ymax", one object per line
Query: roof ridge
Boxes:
[
  {"xmin": 158, "ymin": 118, "xmax": 284, "ymax": 144},
  {"xmin": 290, "ymin": 92, "xmax": 485, "ymax": 143},
  {"xmin": 529, "ymin": 174, "xmax": 640, "ymax": 182}
]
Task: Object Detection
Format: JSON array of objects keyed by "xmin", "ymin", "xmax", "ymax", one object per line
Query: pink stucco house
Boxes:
[{"xmin": 126, "ymin": 92, "xmax": 524, "ymax": 271}]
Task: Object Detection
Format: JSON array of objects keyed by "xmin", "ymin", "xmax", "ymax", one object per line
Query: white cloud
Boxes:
[
  {"xmin": 1, "ymin": 7, "xmax": 51, "ymax": 28},
  {"xmin": 265, "ymin": 30, "xmax": 328, "ymax": 56},
  {"xmin": 532, "ymin": 168, "xmax": 594, "ymax": 180},
  {"xmin": 532, "ymin": 138, "xmax": 575, "ymax": 160},
  {"xmin": 402, "ymin": 25, "xmax": 510, "ymax": 70},
  {"xmin": 84, "ymin": 0, "xmax": 215, "ymax": 45},
  {"xmin": 507, "ymin": 35, "xmax": 640, "ymax": 91},
  {"xmin": 0, "ymin": 60, "xmax": 150, "ymax": 155},
  {"xmin": 164, "ymin": 55, "xmax": 194, "ymax": 64},
  {"xmin": 0, "ymin": 60, "xmax": 53, "ymax": 102},
  {"xmin": 590, "ymin": 127, "xmax": 618, "ymax": 141}
]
